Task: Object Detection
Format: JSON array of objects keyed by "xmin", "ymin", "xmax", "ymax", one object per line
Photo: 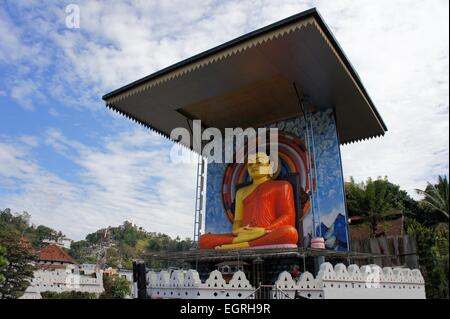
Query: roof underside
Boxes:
[{"xmin": 103, "ymin": 9, "xmax": 386, "ymax": 149}]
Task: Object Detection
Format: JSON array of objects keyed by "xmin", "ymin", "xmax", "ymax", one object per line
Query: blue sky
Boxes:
[{"xmin": 0, "ymin": 0, "xmax": 448, "ymax": 240}]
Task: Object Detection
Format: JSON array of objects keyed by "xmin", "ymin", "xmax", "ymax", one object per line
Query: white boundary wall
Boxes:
[
  {"xmin": 316, "ymin": 263, "xmax": 426, "ymax": 299},
  {"xmin": 147, "ymin": 263, "xmax": 426, "ymax": 299},
  {"xmin": 147, "ymin": 269, "xmax": 254, "ymax": 299}
]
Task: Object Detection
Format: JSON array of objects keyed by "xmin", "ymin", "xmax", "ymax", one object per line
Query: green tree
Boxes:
[
  {"xmin": 415, "ymin": 175, "xmax": 449, "ymax": 221},
  {"xmin": 100, "ymin": 275, "xmax": 131, "ymax": 299},
  {"xmin": 41, "ymin": 291, "xmax": 97, "ymax": 299},
  {"xmin": 0, "ymin": 245, "xmax": 7, "ymax": 284},
  {"xmin": 0, "ymin": 209, "xmax": 30, "ymax": 234},
  {"xmin": 121, "ymin": 259, "xmax": 133, "ymax": 270},
  {"xmin": 31, "ymin": 225, "xmax": 60, "ymax": 247},
  {"xmin": 67, "ymin": 219, "xmax": 194, "ymax": 271},
  {"xmin": 135, "ymin": 239, "xmax": 149, "ymax": 255},
  {"xmin": 106, "ymin": 248, "xmax": 121, "ymax": 268},
  {"xmin": 346, "ymin": 177, "xmax": 397, "ymax": 237},
  {"xmin": 1, "ymin": 208, "xmax": 66, "ymax": 249},
  {"xmin": 0, "ymin": 226, "xmax": 36, "ymax": 299},
  {"xmin": 406, "ymin": 219, "xmax": 449, "ymax": 298},
  {"xmin": 69, "ymin": 240, "xmax": 97, "ymax": 264}
]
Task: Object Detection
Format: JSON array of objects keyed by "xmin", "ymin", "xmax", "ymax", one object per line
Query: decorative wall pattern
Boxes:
[
  {"xmin": 302, "ymin": 109, "xmax": 349, "ymax": 251},
  {"xmin": 145, "ymin": 263, "xmax": 426, "ymax": 299},
  {"xmin": 273, "ymin": 262, "xmax": 426, "ymax": 299},
  {"xmin": 204, "ymin": 164, "xmax": 227, "ymax": 234},
  {"xmin": 147, "ymin": 269, "xmax": 255, "ymax": 299},
  {"xmin": 204, "ymin": 108, "xmax": 349, "ymax": 250},
  {"xmin": 221, "ymin": 131, "xmax": 309, "ymax": 224}
]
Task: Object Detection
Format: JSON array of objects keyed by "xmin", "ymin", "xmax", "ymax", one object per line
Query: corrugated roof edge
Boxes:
[
  {"xmin": 107, "ymin": 102, "xmax": 383, "ymax": 146},
  {"xmin": 106, "ymin": 103, "xmax": 200, "ymax": 154},
  {"xmin": 103, "ymin": 8, "xmax": 316, "ymax": 100}
]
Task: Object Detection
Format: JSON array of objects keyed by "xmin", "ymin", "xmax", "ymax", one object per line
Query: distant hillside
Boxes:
[
  {"xmin": 0, "ymin": 208, "xmax": 65, "ymax": 248},
  {"xmin": 70, "ymin": 221, "xmax": 193, "ymax": 269},
  {"xmin": 0, "ymin": 208, "xmax": 192, "ymax": 269}
]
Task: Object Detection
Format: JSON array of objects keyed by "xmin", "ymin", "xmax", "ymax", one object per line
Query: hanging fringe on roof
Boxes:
[
  {"xmin": 104, "ymin": 18, "xmax": 316, "ymax": 105},
  {"xmin": 106, "ymin": 103, "xmax": 200, "ymax": 155},
  {"xmin": 341, "ymin": 132, "xmax": 386, "ymax": 146}
]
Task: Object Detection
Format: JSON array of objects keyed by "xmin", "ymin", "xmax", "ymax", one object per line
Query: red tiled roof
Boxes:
[{"xmin": 38, "ymin": 244, "xmax": 78, "ymax": 265}]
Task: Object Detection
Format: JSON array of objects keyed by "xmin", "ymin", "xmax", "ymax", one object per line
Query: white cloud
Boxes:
[
  {"xmin": 319, "ymin": 0, "xmax": 450, "ymax": 197},
  {"xmin": 0, "ymin": 8, "xmax": 29, "ymax": 63},
  {"xmin": 0, "ymin": 128, "xmax": 197, "ymax": 240},
  {"xmin": 48, "ymin": 107, "xmax": 61, "ymax": 117},
  {"xmin": 19, "ymin": 135, "xmax": 39, "ymax": 148},
  {"xmin": 0, "ymin": 0, "xmax": 448, "ymax": 238},
  {"xmin": 10, "ymin": 80, "xmax": 46, "ymax": 110}
]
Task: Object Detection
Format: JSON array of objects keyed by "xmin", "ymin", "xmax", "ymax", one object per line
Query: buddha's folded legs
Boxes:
[
  {"xmin": 248, "ymin": 225, "xmax": 298, "ymax": 247},
  {"xmin": 199, "ymin": 233, "xmax": 234, "ymax": 249},
  {"xmin": 199, "ymin": 225, "xmax": 298, "ymax": 249}
]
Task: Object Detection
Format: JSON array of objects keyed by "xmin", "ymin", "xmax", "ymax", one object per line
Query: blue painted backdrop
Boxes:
[{"xmin": 204, "ymin": 108, "xmax": 349, "ymax": 251}]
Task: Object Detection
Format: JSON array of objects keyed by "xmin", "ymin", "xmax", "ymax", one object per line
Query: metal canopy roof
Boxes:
[{"xmin": 103, "ymin": 8, "xmax": 387, "ymax": 147}]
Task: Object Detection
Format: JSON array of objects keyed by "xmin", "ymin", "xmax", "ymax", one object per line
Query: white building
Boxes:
[
  {"xmin": 42, "ymin": 237, "xmax": 72, "ymax": 249},
  {"xmin": 80, "ymin": 263, "xmax": 100, "ymax": 275},
  {"xmin": 21, "ymin": 265, "xmax": 104, "ymax": 298},
  {"xmin": 21, "ymin": 244, "xmax": 104, "ymax": 299}
]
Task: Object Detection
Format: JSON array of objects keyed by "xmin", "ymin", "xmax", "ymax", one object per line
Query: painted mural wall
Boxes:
[{"xmin": 204, "ymin": 108, "xmax": 349, "ymax": 251}]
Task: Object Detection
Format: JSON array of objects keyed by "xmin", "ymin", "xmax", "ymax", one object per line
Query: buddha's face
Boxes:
[{"xmin": 247, "ymin": 152, "xmax": 273, "ymax": 180}]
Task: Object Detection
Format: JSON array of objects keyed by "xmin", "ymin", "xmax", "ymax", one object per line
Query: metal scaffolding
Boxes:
[{"xmin": 193, "ymin": 154, "xmax": 205, "ymax": 246}]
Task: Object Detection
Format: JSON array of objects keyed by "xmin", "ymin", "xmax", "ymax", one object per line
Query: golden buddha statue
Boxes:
[{"xmin": 199, "ymin": 152, "xmax": 298, "ymax": 250}]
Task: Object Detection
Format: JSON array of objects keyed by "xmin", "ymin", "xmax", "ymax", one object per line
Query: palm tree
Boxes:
[{"xmin": 415, "ymin": 175, "xmax": 449, "ymax": 220}]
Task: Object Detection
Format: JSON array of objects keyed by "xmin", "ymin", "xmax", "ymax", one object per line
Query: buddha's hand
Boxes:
[
  {"xmin": 232, "ymin": 227, "xmax": 266, "ymax": 243},
  {"xmin": 233, "ymin": 226, "xmax": 265, "ymax": 234}
]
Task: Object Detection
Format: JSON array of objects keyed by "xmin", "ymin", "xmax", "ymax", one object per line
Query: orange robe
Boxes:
[{"xmin": 199, "ymin": 180, "xmax": 298, "ymax": 249}]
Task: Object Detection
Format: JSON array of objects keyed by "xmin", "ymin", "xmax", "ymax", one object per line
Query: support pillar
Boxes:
[
  {"xmin": 252, "ymin": 257, "xmax": 265, "ymax": 299},
  {"xmin": 132, "ymin": 260, "xmax": 147, "ymax": 299},
  {"xmin": 313, "ymin": 255, "xmax": 325, "ymax": 276}
]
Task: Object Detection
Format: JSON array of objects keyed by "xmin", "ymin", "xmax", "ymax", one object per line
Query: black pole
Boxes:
[
  {"xmin": 137, "ymin": 262, "xmax": 147, "ymax": 299},
  {"xmin": 313, "ymin": 255, "xmax": 325, "ymax": 276},
  {"xmin": 132, "ymin": 261, "xmax": 138, "ymax": 298},
  {"xmin": 252, "ymin": 257, "xmax": 264, "ymax": 299}
]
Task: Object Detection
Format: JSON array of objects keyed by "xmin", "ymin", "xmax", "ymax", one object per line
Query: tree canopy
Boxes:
[
  {"xmin": 0, "ymin": 223, "xmax": 36, "ymax": 299},
  {"xmin": 415, "ymin": 175, "xmax": 449, "ymax": 222},
  {"xmin": 345, "ymin": 177, "xmax": 399, "ymax": 237},
  {"xmin": 347, "ymin": 176, "xmax": 449, "ymax": 299},
  {"xmin": 0, "ymin": 208, "xmax": 64, "ymax": 248},
  {"xmin": 100, "ymin": 275, "xmax": 131, "ymax": 299},
  {"xmin": 0, "ymin": 244, "xmax": 6, "ymax": 284},
  {"xmin": 41, "ymin": 291, "xmax": 97, "ymax": 299},
  {"xmin": 70, "ymin": 221, "xmax": 192, "ymax": 268}
]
